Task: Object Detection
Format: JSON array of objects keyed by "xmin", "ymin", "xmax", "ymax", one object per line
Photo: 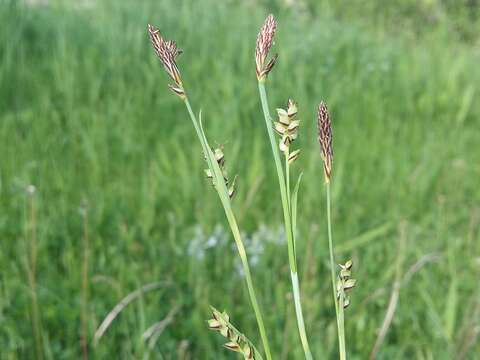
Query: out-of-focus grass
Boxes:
[{"xmin": 0, "ymin": 0, "xmax": 479, "ymax": 358}]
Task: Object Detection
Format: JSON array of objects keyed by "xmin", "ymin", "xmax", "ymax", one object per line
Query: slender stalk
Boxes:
[
  {"xmin": 222, "ymin": 208, "xmax": 272, "ymax": 360},
  {"xmin": 258, "ymin": 81, "xmax": 312, "ymax": 360},
  {"xmin": 258, "ymin": 82, "xmax": 296, "ymax": 270},
  {"xmin": 183, "ymin": 97, "xmax": 272, "ymax": 360},
  {"xmin": 184, "ymin": 99, "xmax": 209, "ymax": 157},
  {"xmin": 326, "ymin": 183, "xmax": 346, "ymax": 360},
  {"xmin": 338, "ymin": 294, "xmax": 346, "ymax": 360}
]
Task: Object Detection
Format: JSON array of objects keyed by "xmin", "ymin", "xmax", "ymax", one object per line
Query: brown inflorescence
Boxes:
[
  {"xmin": 255, "ymin": 14, "xmax": 278, "ymax": 81},
  {"xmin": 147, "ymin": 24, "xmax": 185, "ymax": 98},
  {"xmin": 317, "ymin": 101, "xmax": 333, "ymax": 182}
]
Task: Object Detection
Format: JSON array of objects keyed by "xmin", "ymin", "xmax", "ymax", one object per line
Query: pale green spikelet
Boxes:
[
  {"xmin": 208, "ymin": 307, "xmax": 262, "ymax": 360},
  {"xmin": 274, "ymin": 99, "xmax": 301, "ymax": 162},
  {"xmin": 337, "ymin": 260, "xmax": 357, "ymax": 309}
]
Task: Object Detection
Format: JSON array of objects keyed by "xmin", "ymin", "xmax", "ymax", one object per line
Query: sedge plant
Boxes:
[
  {"xmin": 255, "ymin": 15, "xmax": 313, "ymax": 359},
  {"xmin": 317, "ymin": 102, "xmax": 356, "ymax": 359},
  {"xmin": 147, "ymin": 24, "xmax": 272, "ymax": 360},
  {"xmin": 147, "ymin": 14, "xmax": 358, "ymax": 360}
]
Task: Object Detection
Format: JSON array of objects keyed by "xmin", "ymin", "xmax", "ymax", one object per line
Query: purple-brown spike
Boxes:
[
  {"xmin": 317, "ymin": 101, "xmax": 333, "ymax": 182},
  {"xmin": 147, "ymin": 24, "xmax": 185, "ymax": 98},
  {"xmin": 255, "ymin": 14, "xmax": 278, "ymax": 81}
]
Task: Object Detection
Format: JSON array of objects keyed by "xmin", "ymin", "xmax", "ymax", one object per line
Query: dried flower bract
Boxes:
[
  {"xmin": 208, "ymin": 307, "xmax": 258, "ymax": 359},
  {"xmin": 255, "ymin": 14, "xmax": 278, "ymax": 81},
  {"xmin": 147, "ymin": 24, "xmax": 185, "ymax": 98},
  {"xmin": 336, "ymin": 260, "xmax": 356, "ymax": 309},
  {"xmin": 317, "ymin": 101, "xmax": 333, "ymax": 182},
  {"xmin": 204, "ymin": 146, "xmax": 237, "ymax": 199},
  {"xmin": 274, "ymin": 99, "xmax": 301, "ymax": 163}
]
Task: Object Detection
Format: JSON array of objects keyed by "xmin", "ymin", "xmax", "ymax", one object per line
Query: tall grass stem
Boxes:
[
  {"xmin": 258, "ymin": 81, "xmax": 312, "ymax": 360},
  {"xmin": 183, "ymin": 97, "xmax": 273, "ymax": 360},
  {"xmin": 327, "ymin": 183, "xmax": 346, "ymax": 360}
]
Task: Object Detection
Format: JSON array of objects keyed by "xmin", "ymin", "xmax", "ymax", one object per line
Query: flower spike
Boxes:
[
  {"xmin": 147, "ymin": 24, "xmax": 185, "ymax": 98},
  {"xmin": 274, "ymin": 99, "xmax": 301, "ymax": 163},
  {"xmin": 317, "ymin": 101, "xmax": 333, "ymax": 183},
  {"xmin": 208, "ymin": 307, "xmax": 260, "ymax": 359},
  {"xmin": 255, "ymin": 14, "xmax": 278, "ymax": 81}
]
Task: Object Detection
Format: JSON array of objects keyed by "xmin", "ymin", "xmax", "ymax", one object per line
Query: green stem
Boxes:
[
  {"xmin": 291, "ymin": 271, "xmax": 313, "ymax": 360},
  {"xmin": 258, "ymin": 81, "xmax": 312, "ymax": 360},
  {"xmin": 223, "ymin": 206, "xmax": 272, "ymax": 360},
  {"xmin": 285, "ymin": 149, "xmax": 291, "ymax": 210},
  {"xmin": 338, "ymin": 293, "xmax": 346, "ymax": 360},
  {"xmin": 326, "ymin": 183, "xmax": 346, "ymax": 360},
  {"xmin": 183, "ymin": 97, "xmax": 272, "ymax": 360},
  {"xmin": 258, "ymin": 82, "xmax": 296, "ymax": 271},
  {"xmin": 184, "ymin": 98, "xmax": 210, "ymax": 157}
]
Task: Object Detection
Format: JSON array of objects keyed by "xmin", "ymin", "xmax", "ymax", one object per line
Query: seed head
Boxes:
[
  {"xmin": 274, "ymin": 99, "xmax": 301, "ymax": 163},
  {"xmin": 337, "ymin": 260, "xmax": 356, "ymax": 309},
  {"xmin": 317, "ymin": 101, "xmax": 333, "ymax": 182},
  {"xmin": 208, "ymin": 307, "xmax": 258, "ymax": 359},
  {"xmin": 255, "ymin": 14, "xmax": 278, "ymax": 81},
  {"xmin": 204, "ymin": 146, "xmax": 237, "ymax": 199},
  {"xmin": 147, "ymin": 24, "xmax": 185, "ymax": 98}
]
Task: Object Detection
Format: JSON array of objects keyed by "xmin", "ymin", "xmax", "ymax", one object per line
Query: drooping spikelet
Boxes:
[
  {"xmin": 208, "ymin": 307, "xmax": 258, "ymax": 359},
  {"xmin": 255, "ymin": 14, "xmax": 278, "ymax": 81},
  {"xmin": 317, "ymin": 101, "xmax": 333, "ymax": 182},
  {"xmin": 147, "ymin": 24, "xmax": 185, "ymax": 98}
]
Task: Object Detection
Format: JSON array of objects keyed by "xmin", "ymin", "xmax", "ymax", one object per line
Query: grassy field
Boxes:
[{"xmin": 1, "ymin": 0, "xmax": 480, "ymax": 358}]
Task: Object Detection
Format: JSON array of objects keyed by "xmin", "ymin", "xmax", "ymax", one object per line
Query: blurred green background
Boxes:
[{"xmin": 1, "ymin": 0, "xmax": 480, "ymax": 359}]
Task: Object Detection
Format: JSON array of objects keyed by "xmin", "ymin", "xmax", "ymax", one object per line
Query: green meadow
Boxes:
[{"xmin": 1, "ymin": 0, "xmax": 479, "ymax": 358}]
